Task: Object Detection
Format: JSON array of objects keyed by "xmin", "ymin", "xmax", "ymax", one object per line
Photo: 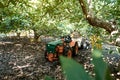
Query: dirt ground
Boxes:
[{"xmin": 0, "ymin": 37, "xmax": 120, "ymax": 80}]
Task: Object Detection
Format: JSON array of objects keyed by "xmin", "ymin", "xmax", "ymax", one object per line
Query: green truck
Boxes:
[{"xmin": 45, "ymin": 35, "xmax": 78, "ymax": 62}]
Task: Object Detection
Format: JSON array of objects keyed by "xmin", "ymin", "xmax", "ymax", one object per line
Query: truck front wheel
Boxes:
[{"xmin": 47, "ymin": 53, "xmax": 54, "ymax": 62}]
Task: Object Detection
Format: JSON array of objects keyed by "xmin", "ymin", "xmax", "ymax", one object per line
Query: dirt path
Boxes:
[{"xmin": 0, "ymin": 40, "xmax": 64, "ymax": 80}]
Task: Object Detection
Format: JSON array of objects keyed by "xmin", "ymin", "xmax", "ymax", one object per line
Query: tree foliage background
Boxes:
[{"xmin": 0, "ymin": 0, "xmax": 120, "ymax": 38}]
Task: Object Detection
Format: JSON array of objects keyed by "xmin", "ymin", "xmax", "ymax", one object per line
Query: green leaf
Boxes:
[
  {"xmin": 92, "ymin": 49, "xmax": 111, "ymax": 80},
  {"xmin": 60, "ymin": 56, "xmax": 92, "ymax": 80},
  {"xmin": 105, "ymin": 68, "xmax": 112, "ymax": 80}
]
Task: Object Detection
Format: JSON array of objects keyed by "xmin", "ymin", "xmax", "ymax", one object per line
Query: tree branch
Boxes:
[{"xmin": 78, "ymin": 0, "xmax": 115, "ymax": 33}]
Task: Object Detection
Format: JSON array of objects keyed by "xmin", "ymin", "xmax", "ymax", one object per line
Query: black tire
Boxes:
[
  {"xmin": 80, "ymin": 44, "xmax": 84, "ymax": 49},
  {"xmin": 63, "ymin": 44, "xmax": 72, "ymax": 56}
]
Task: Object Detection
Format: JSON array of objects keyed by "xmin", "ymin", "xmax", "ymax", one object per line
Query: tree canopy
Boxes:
[{"xmin": 0, "ymin": 0, "xmax": 120, "ymax": 37}]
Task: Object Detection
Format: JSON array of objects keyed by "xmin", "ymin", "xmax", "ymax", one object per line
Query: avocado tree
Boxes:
[{"xmin": 0, "ymin": 0, "xmax": 119, "ymax": 42}]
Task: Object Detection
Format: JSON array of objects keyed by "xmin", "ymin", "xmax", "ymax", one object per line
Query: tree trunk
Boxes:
[
  {"xmin": 17, "ymin": 32, "xmax": 20, "ymax": 39},
  {"xmin": 33, "ymin": 30, "xmax": 40, "ymax": 42},
  {"xmin": 78, "ymin": 0, "xmax": 115, "ymax": 33}
]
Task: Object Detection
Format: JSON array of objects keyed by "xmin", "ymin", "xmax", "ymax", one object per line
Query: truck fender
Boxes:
[{"xmin": 69, "ymin": 41, "xmax": 76, "ymax": 47}]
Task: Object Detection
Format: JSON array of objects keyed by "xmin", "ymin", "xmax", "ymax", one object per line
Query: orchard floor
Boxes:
[{"xmin": 0, "ymin": 37, "xmax": 120, "ymax": 80}]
